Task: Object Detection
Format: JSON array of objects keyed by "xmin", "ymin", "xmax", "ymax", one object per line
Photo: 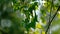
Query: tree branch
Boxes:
[{"xmin": 45, "ymin": 6, "xmax": 60, "ymax": 34}]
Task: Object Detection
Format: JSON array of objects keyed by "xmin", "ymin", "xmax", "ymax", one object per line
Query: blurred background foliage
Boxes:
[{"xmin": 0, "ymin": 0, "xmax": 60, "ymax": 34}]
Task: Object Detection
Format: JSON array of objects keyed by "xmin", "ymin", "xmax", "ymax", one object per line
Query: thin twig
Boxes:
[{"xmin": 45, "ymin": 6, "xmax": 60, "ymax": 34}]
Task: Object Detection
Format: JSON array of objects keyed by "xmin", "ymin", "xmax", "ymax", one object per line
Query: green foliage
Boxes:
[
  {"xmin": 0, "ymin": 0, "xmax": 60, "ymax": 34},
  {"xmin": 0, "ymin": 0, "xmax": 39, "ymax": 34}
]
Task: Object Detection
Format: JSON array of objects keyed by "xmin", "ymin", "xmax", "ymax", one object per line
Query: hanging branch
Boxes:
[
  {"xmin": 45, "ymin": 6, "xmax": 60, "ymax": 34},
  {"xmin": 48, "ymin": 0, "xmax": 53, "ymax": 34}
]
